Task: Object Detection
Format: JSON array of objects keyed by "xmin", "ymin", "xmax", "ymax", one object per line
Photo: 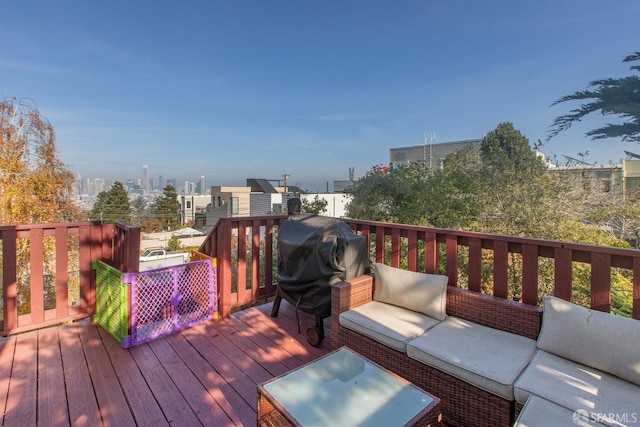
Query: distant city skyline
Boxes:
[{"xmin": 74, "ymin": 167, "xmax": 211, "ymax": 196}]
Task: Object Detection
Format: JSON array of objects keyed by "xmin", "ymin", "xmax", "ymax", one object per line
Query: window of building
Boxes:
[
  {"xmin": 186, "ymin": 201, "xmax": 191, "ymax": 209},
  {"xmin": 231, "ymin": 197, "xmax": 239, "ymax": 214}
]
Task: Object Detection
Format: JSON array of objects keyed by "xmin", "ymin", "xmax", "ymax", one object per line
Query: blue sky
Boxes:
[{"xmin": 2, "ymin": 1, "xmax": 639, "ymax": 191}]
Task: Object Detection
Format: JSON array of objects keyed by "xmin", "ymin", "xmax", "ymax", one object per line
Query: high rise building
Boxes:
[
  {"xmin": 200, "ymin": 176, "xmax": 206, "ymax": 195},
  {"xmin": 142, "ymin": 164, "xmax": 149, "ymax": 191},
  {"xmin": 184, "ymin": 181, "xmax": 196, "ymax": 194}
]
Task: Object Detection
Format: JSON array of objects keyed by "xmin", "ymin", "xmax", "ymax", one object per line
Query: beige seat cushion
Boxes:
[
  {"xmin": 406, "ymin": 316, "xmax": 536, "ymax": 399},
  {"xmin": 373, "ymin": 263, "xmax": 448, "ymax": 320},
  {"xmin": 515, "ymin": 395, "xmax": 607, "ymax": 427},
  {"xmin": 514, "ymin": 350, "xmax": 640, "ymax": 427},
  {"xmin": 538, "ymin": 296, "xmax": 640, "ymax": 386},
  {"xmin": 339, "ymin": 301, "xmax": 441, "ymax": 352}
]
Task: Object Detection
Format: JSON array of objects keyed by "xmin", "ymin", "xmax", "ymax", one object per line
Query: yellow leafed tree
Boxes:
[
  {"xmin": 1, "ymin": 97, "xmax": 81, "ymax": 316},
  {"xmin": 0, "ymin": 97, "xmax": 79, "ymax": 224}
]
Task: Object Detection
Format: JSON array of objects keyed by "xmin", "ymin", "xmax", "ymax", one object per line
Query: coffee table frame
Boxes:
[{"xmin": 257, "ymin": 346, "xmax": 441, "ymax": 426}]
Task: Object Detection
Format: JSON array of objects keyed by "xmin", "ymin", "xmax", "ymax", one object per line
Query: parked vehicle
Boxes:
[{"xmin": 139, "ymin": 248, "xmax": 189, "ymax": 270}]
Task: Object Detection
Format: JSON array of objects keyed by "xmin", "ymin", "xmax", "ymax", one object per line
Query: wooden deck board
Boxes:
[
  {"xmin": 96, "ymin": 326, "xmax": 167, "ymax": 427},
  {"xmin": 0, "ymin": 336, "xmax": 16, "ymax": 425},
  {"xmin": 0, "ymin": 300, "xmax": 331, "ymax": 426},
  {"xmin": 78, "ymin": 323, "xmax": 137, "ymax": 426},
  {"xmin": 59, "ymin": 323, "xmax": 103, "ymax": 426},
  {"xmin": 4, "ymin": 332, "xmax": 38, "ymax": 426},
  {"xmin": 37, "ymin": 327, "xmax": 69, "ymax": 427}
]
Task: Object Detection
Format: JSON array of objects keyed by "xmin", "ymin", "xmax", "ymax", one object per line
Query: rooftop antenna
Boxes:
[
  {"xmin": 562, "ymin": 155, "xmax": 592, "ymax": 166},
  {"xmin": 423, "ymin": 132, "xmax": 436, "ymax": 169},
  {"xmin": 624, "ymin": 150, "xmax": 640, "ymax": 160}
]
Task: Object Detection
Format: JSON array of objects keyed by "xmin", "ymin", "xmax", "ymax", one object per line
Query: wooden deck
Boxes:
[{"xmin": 0, "ymin": 300, "xmax": 332, "ymax": 426}]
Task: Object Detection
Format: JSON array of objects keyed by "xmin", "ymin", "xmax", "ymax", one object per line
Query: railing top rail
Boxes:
[
  {"xmin": 11, "ymin": 220, "xmax": 104, "ymax": 231},
  {"xmin": 342, "ymin": 218, "xmax": 640, "ymax": 258}
]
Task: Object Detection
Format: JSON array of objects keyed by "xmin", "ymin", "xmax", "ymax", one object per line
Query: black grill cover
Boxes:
[{"xmin": 277, "ymin": 214, "xmax": 369, "ymax": 318}]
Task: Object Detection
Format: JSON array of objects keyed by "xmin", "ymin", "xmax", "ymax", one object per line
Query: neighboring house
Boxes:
[
  {"xmin": 179, "ymin": 195, "xmax": 211, "ymax": 226},
  {"xmin": 624, "ymin": 158, "xmax": 640, "ymax": 192},
  {"xmin": 548, "ymin": 163, "xmax": 624, "ymax": 194},
  {"xmin": 545, "ymin": 157, "xmax": 640, "ymax": 196},
  {"xmin": 196, "ymin": 178, "xmax": 351, "ymax": 233}
]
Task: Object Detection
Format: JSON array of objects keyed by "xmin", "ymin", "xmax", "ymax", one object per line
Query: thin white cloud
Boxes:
[
  {"xmin": 0, "ymin": 59, "xmax": 71, "ymax": 76},
  {"xmin": 312, "ymin": 113, "xmax": 380, "ymax": 122}
]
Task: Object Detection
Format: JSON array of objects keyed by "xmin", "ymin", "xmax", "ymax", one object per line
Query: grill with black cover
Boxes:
[{"xmin": 271, "ymin": 199, "xmax": 369, "ymax": 346}]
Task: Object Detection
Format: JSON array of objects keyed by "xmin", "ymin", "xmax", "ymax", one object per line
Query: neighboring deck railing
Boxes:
[
  {"xmin": 0, "ymin": 221, "xmax": 140, "ymax": 336},
  {"xmin": 199, "ymin": 216, "xmax": 640, "ymax": 320},
  {"xmin": 2, "ymin": 216, "xmax": 639, "ymax": 336}
]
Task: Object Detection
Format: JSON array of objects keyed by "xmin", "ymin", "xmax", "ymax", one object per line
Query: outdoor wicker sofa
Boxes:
[
  {"xmin": 331, "ymin": 264, "xmax": 542, "ymax": 426},
  {"xmin": 331, "ymin": 263, "xmax": 640, "ymax": 427}
]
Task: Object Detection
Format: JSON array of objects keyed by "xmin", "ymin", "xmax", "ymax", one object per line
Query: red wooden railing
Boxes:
[
  {"xmin": 0, "ymin": 221, "xmax": 139, "ymax": 336},
  {"xmin": 199, "ymin": 216, "xmax": 640, "ymax": 320},
  {"xmin": 3, "ymin": 216, "xmax": 639, "ymax": 336}
]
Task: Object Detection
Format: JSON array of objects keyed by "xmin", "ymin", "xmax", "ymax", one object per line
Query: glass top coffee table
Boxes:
[{"xmin": 257, "ymin": 346, "xmax": 441, "ymax": 426}]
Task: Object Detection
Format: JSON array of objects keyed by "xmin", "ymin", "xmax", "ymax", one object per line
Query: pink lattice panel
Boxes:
[{"xmin": 122, "ymin": 259, "xmax": 216, "ymax": 347}]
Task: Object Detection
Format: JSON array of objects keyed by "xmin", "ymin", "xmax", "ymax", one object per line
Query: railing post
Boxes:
[
  {"xmin": 251, "ymin": 222, "xmax": 261, "ymax": 294},
  {"xmin": 2, "ymin": 226, "xmax": 18, "ymax": 332},
  {"xmin": 553, "ymin": 247, "xmax": 573, "ymax": 301},
  {"xmin": 390, "ymin": 228, "xmax": 401, "ymax": 268},
  {"xmin": 493, "ymin": 240, "xmax": 509, "ymax": 298},
  {"xmin": 521, "ymin": 244, "xmax": 539, "ymax": 305},
  {"xmin": 114, "ymin": 222, "xmax": 140, "ymax": 273},
  {"xmin": 264, "ymin": 218, "xmax": 275, "ymax": 290},
  {"xmin": 424, "ymin": 231, "xmax": 437, "ymax": 274},
  {"xmin": 468, "ymin": 237, "xmax": 482, "ymax": 292},
  {"xmin": 29, "ymin": 227, "xmax": 45, "ymax": 324},
  {"xmin": 445, "ymin": 235, "xmax": 458, "ymax": 286},
  {"xmin": 55, "ymin": 226, "xmax": 69, "ymax": 318},
  {"xmin": 591, "ymin": 253, "xmax": 612, "ymax": 313},
  {"xmin": 237, "ymin": 221, "xmax": 247, "ymax": 298},
  {"xmin": 375, "ymin": 227, "xmax": 385, "ymax": 264},
  {"xmin": 407, "ymin": 229, "xmax": 418, "ymax": 272},
  {"xmin": 218, "ymin": 219, "xmax": 233, "ymax": 318}
]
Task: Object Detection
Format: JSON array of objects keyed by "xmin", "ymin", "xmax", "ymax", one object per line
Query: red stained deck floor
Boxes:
[{"xmin": 0, "ymin": 300, "xmax": 332, "ymax": 426}]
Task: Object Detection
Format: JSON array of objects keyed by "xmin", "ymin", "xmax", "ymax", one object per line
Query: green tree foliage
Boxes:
[
  {"xmin": 346, "ymin": 163, "xmax": 431, "ymax": 225},
  {"xmin": 167, "ymin": 235, "xmax": 182, "ymax": 251},
  {"xmin": 152, "ymin": 184, "xmax": 180, "ymax": 230},
  {"xmin": 548, "ymin": 51, "xmax": 640, "ymax": 143},
  {"xmin": 473, "ymin": 122, "xmax": 568, "ymax": 238},
  {"xmin": 585, "ymin": 192, "xmax": 640, "ymax": 248},
  {"xmin": 346, "ymin": 122, "xmax": 633, "ymax": 309},
  {"xmin": 131, "ymin": 195, "xmax": 150, "ymax": 225},
  {"xmin": 89, "ymin": 181, "xmax": 131, "ymax": 223},
  {"xmin": 0, "ymin": 97, "xmax": 79, "ymax": 224},
  {"xmin": 301, "ymin": 195, "xmax": 328, "ymax": 214},
  {"xmin": 422, "ymin": 146, "xmax": 483, "ymax": 229}
]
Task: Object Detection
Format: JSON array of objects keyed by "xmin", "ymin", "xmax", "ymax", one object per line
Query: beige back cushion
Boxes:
[
  {"xmin": 373, "ymin": 263, "xmax": 448, "ymax": 320},
  {"xmin": 537, "ymin": 295, "xmax": 640, "ymax": 386}
]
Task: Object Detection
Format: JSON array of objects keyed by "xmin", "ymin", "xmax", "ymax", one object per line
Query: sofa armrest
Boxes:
[
  {"xmin": 331, "ymin": 273, "xmax": 374, "ymax": 314},
  {"xmin": 331, "ymin": 274, "xmax": 374, "ymax": 349}
]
